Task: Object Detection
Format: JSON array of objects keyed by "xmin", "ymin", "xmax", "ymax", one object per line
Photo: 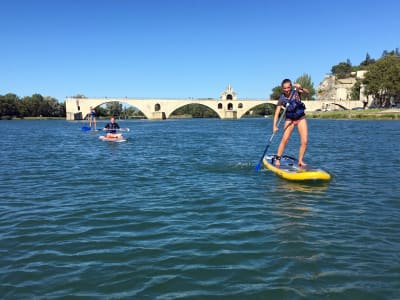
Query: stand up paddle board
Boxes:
[
  {"xmin": 263, "ymin": 155, "xmax": 331, "ymax": 181},
  {"xmin": 99, "ymin": 136, "xmax": 127, "ymax": 143}
]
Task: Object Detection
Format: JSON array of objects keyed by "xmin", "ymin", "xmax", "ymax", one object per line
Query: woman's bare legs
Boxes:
[
  {"xmin": 297, "ymin": 118, "xmax": 308, "ymax": 167},
  {"xmin": 275, "ymin": 120, "xmax": 294, "ymax": 167}
]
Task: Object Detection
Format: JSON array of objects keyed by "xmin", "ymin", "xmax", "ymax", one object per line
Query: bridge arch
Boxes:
[
  {"xmin": 87, "ymin": 100, "xmax": 150, "ymax": 119},
  {"xmin": 167, "ymin": 101, "xmax": 223, "ymax": 119},
  {"xmin": 233, "ymin": 101, "xmax": 275, "ymax": 119}
]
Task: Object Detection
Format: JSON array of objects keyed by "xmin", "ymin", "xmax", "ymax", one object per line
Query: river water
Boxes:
[{"xmin": 1, "ymin": 118, "xmax": 399, "ymax": 299}]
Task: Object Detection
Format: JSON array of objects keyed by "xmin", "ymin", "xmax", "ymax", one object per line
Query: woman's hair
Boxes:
[{"xmin": 281, "ymin": 78, "xmax": 292, "ymax": 87}]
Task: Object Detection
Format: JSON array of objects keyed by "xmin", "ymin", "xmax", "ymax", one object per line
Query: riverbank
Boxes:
[
  {"xmin": 307, "ymin": 109, "xmax": 400, "ymax": 120},
  {"xmin": 3, "ymin": 109, "xmax": 400, "ymax": 121}
]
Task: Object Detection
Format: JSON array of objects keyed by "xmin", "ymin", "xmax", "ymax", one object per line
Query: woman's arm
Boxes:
[
  {"xmin": 294, "ymin": 83, "xmax": 309, "ymax": 94},
  {"xmin": 273, "ymin": 105, "xmax": 282, "ymax": 133}
]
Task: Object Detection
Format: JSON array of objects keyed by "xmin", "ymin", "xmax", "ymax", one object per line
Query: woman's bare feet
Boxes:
[
  {"xmin": 299, "ymin": 161, "xmax": 307, "ymax": 168},
  {"xmin": 275, "ymin": 156, "xmax": 281, "ymax": 167}
]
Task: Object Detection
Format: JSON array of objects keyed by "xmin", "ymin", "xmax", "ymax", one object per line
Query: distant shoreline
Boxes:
[
  {"xmin": 306, "ymin": 109, "xmax": 400, "ymax": 120},
  {"xmin": 2, "ymin": 109, "xmax": 400, "ymax": 121}
]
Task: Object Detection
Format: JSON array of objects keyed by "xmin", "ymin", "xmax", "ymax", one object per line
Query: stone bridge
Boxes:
[{"xmin": 65, "ymin": 85, "xmax": 364, "ymax": 120}]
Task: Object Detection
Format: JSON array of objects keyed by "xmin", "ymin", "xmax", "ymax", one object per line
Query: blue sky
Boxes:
[{"xmin": 1, "ymin": 0, "xmax": 399, "ymax": 101}]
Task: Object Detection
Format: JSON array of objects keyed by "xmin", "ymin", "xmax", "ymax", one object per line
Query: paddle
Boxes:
[
  {"xmin": 82, "ymin": 126, "xmax": 108, "ymax": 132},
  {"xmin": 254, "ymin": 89, "xmax": 295, "ymax": 172},
  {"xmin": 81, "ymin": 126, "xmax": 91, "ymax": 131},
  {"xmin": 102, "ymin": 128, "xmax": 130, "ymax": 132}
]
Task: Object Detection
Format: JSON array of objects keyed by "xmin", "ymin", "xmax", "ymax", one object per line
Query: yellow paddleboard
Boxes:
[{"xmin": 263, "ymin": 155, "xmax": 331, "ymax": 181}]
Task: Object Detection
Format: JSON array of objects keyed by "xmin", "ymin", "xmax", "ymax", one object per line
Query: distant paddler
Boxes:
[
  {"xmin": 89, "ymin": 106, "xmax": 97, "ymax": 130},
  {"xmin": 103, "ymin": 117, "xmax": 123, "ymax": 139}
]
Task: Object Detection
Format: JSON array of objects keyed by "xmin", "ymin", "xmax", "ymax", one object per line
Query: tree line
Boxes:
[
  {"xmin": 0, "ymin": 93, "xmax": 65, "ymax": 119},
  {"xmin": 1, "ymin": 48, "xmax": 399, "ymax": 119}
]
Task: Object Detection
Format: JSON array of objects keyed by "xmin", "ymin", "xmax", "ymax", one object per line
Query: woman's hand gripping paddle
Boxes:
[{"xmin": 254, "ymin": 89, "xmax": 295, "ymax": 172}]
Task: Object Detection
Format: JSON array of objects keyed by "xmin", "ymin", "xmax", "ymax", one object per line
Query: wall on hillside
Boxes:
[{"xmin": 316, "ymin": 71, "xmax": 369, "ymax": 102}]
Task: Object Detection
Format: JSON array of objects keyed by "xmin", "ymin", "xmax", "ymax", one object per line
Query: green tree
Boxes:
[
  {"xmin": 95, "ymin": 106, "xmax": 108, "ymax": 117},
  {"xmin": 350, "ymin": 81, "xmax": 361, "ymax": 100},
  {"xmin": 269, "ymin": 74, "xmax": 315, "ymax": 100},
  {"xmin": 172, "ymin": 104, "xmax": 217, "ymax": 118},
  {"xmin": 363, "ymin": 54, "xmax": 400, "ymax": 107},
  {"xmin": 295, "ymin": 73, "xmax": 315, "ymax": 100},
  {"xmin": 106, "ymin": 101, "xmax": 123, "ymax": 117},
  {"xmin": 0, "ymin": 93, "xmax": 19, "ymax": 119},
  {"xmin": 20, "ymin": 94, "xmax": 44, "ymax": 117},
  {"xmin": 0, "ymin": 93, "xmax": 65, "ymax": 118},
  {"xmin": 56, "ymin": 101, "xmax": 66, "ymax": 117},
  {"xmin": 38, "ymin": 96, "xmax": 65, "ymax": 117},
  {"xmin": 360, "ymin": 53, "xmax": 375, "ymax": 68},
  {"xmin": 270, "ymin": 86, "xmax": 282, "ymax": 100},
  {"xmin": 248, "ymin": 103, "xmax": 276, "ymax": 116},
  {"xmin": 331, "ymin": 61, "xmax": 352, "ymax": 79}
]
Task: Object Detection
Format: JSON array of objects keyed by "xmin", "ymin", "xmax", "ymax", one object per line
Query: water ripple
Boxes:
[{"xmin": 0, "ymin": 119, "xmax": 399, "ymax": 299}]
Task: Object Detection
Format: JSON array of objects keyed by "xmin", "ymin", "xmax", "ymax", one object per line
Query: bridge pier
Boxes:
[
  {"xmin": 222, "ymin": 110, "xmax": 237, "ymax": 119},
  {"xmin": 152, "ymin": 112, "xmax": 166, "ymax": 120}
]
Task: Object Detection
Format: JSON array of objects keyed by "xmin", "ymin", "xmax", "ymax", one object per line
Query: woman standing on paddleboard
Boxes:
[
  {"xmin": 273, "ymin": 79, "xmax": 309, "ymax": 168},
  {"xmin": 89, "ymin": 106, "xmax": 97, "ymax": 130}
]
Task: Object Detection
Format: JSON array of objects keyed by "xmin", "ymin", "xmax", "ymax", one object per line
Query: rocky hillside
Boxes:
[{"xmin": 316, "ymin": 71, "xmax": 367, "ymax": 101}]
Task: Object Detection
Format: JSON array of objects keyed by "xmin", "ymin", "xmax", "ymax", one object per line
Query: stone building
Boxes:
[{"xmin": 317, "ymin": 70, "xmax": 370, "ymax": 103}]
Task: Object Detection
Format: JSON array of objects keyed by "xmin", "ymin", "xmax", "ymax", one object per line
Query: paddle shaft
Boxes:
[
  {"xmin": 254, "ymin": 89, "xmax": 296, "ymax": 171},
  {"xmin": 254, "ymin": 105, "xmax": 288, "ymax": 171},
  {"xmin": 103, "ymin": 128, "xmax": 130, "ymax": 132}
]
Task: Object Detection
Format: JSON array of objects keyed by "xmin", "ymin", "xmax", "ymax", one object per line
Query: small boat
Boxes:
[{"xmin": 263, "ymin": 155, "xmax": 331, "ymax": 181}]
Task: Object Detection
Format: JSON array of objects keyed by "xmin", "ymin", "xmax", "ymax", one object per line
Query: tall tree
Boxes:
[
  {"xmin": 295, "ymin": 73, "xmax": 315, "ymax": 100},
  {"xmin": 331, "ymin": 61, "xmax": 352, "ymax": 79},
  {"xmin": 106, "ymin": 101, "xmax": 123, "ymax": 117},
  {"xmin": 363, "ymin": 54, "xmax": 400, "ymax": 107},
  {"xmin": 270, "ymin": 86, "xmax": 282, "ymax": 100},
  {"xmin": 0, "ymin": 93, "xmax": 19, "ymax": 118},
  {"xmin": 360, "ymin": 53, "xmax": 375, "ymax": 67},
  {"xmin": 20, "ymin": 94, "xmax": 44, "ymax": 117},
  {"xmin": 269, "ymin": 74, "xmax": 315, "ymax": 100}
]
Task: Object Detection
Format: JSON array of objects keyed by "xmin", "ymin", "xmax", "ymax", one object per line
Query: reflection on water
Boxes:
[{"xmin": 276, "ymin": 178, "xmax": 330, "ymax": 193}]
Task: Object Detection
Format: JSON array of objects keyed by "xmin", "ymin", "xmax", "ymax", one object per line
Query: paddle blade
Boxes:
[{"xmin": 254, "ymin": 161, "xmax": 262, "ymax": 172}]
